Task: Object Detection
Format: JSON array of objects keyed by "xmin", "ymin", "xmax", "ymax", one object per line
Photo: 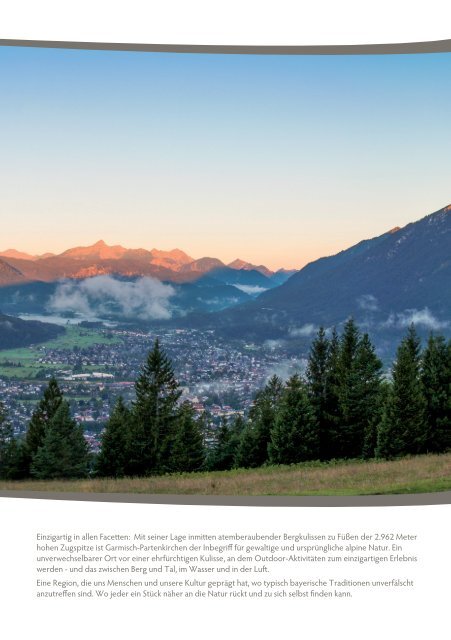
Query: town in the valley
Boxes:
[{"xmin": 0, "ymin": 326, "xmax": 304, "ymax": 452}]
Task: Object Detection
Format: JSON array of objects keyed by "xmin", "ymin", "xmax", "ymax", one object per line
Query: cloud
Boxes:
[
  {"xmin": 289, "ymin": 323, "xmax": 318, "ymax": 338},
  {"xmin": 233, "ymin": 285, "xmax": 268, "ymax": 296},
  {"xmin": 47, "ymin": 276, "xmax": 176, "ymax": 321},
  {"xmin": 382, "ymin": 308, "xmax": 449, "ymax": 331},
  {"xmin": 265, "ymin": 358, "xmax": 307, "ymax": 382},
  {"xmin": 263, "ymin": 339, "xmax": 286, "ymax": 350},
  {"xmin": 203, "ymin": 296, "xmax": 241, "ymax": 307},
  {"xmin": 357, "ymin": 294, "xmax": 379, "ymax": 311}
]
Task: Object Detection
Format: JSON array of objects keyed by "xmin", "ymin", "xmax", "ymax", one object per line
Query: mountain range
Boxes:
[
  {"xmin": 0, "ymin": 249, "xmax": 296, "ymax": 323},
  {"xmin": 1, "ymin": 204, "xmax": 450, "ymax": 352},
  {"xmin": 0, "ymin": 241, "xmax": 292, "ymax": 285},
  {"xmin": 0, "ymin": 242, "xmax": 295, "ymax": 320},
  {"xmin": 181, "ymin": 204, "xmax": 451, "ymax": 350}
]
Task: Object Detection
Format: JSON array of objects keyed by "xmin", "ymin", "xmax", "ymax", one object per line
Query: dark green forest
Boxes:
[{"xmin": 0, "ymin": 320, "xmax": 450, "ymax": 480}]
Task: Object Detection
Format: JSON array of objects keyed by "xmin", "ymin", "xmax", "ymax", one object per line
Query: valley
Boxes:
[
  {"xmin": 0, "ymin": 203, "xmax": 450, "ymax": 459},
  {"xmin": 0, "ymin": 325, "xmax": 302, "ymax": 448}
]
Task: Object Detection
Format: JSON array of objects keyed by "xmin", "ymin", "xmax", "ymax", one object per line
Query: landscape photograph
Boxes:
[{"xmin": 0, "ymin": 45, "xmax": 450, "ymax": 494}]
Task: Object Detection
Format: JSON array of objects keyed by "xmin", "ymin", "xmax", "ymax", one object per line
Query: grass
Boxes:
[
  {"xmin": 0, "ymin": 326, "xmax": 121, "ymax": 379},
  {"xmin": 40, "ymin": 326, "xmax": 121, "ymax": 350},
  {"xmin": 1, "ymin": 452, "xmax": 450, "ymax": 495}
]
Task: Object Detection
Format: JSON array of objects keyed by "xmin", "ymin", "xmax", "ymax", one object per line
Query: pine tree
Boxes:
[
  {"xmin": 230, "ymin": 414, "xmax": 246, "ymax": 463},
  {"xmin": 323, "ymin": 327, "xmax": 342, "ymax": 458},
  {"xmin": 335, "ymin": 318, "xmax": 361, "ymax": 457},
  {"xmin": 421, "ymin": 335, "xmax": 451, "ymax": 453},
  {"xmin": 345, "ymin": 333, "xmax": 383, "ymax": 458},
  {"xmin": 234, "ymin": 425, "xmax": 255, "ymax": 469},
  {"xmin": 96, "ymin": 397, "xmax": 130, "ymax": 477},
  {"xmin": 268, "ymin": 375, "xmax": 318, "ymax": 464},
  {"xmin": 339, "ymin": 317, "xmax": 360, "ymax": 374},
  {"xmin": 0, "ymin": 401, "xmax": 21, "ymax": 479},
  {"xmin": 127, "ymin": 339, "xmax": 182, "ymax": 476},
  {"xmin": 376, "ymin": 325, "xmax": 427, "ymax": 458},
  {"xmin": 24, "ymin": 377, "xmax": 63, "ymax": 472},
  {"xmin": 306, "ymin": 327, "xmax": 331, "ymax": 459},
  {"xmin": 319, "ymin": 321, "xmax": 383, "ymax": 459},
  {"xmin": 196, "ymin": 410, "xmax": 216, "ymax": 448},
  {"xmin": 234, "ymin": 376, "xmax": 283, "ymax": 468},
  {"xmin": 31, "ymin": 401, "xmax": 89, "ymax": 479},
  {"xmin": 166, "ymin": 403, "xmax": 206, "ymax": 473},
  {"xmin": 206, "ymin": 416, "xmax": 244, "ymax": 471},
  {"xmin": 362, "ymin": 380, "xmax": 390, "ymax": 459}
]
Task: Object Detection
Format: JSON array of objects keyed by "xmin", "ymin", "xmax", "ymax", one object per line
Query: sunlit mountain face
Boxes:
[
  {"xmin": 0, "ymin": 240, "xmax": 284, "ymax": 285},
  {"xmin": 0, "ymin": 241, "xmax": 294, "ymax": 322}
]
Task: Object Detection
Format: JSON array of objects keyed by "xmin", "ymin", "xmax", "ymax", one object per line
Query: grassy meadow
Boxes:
[
  {"xmin": 1, "ymin": 452, "xmax": 450, "ymax": 495},
  {"xmin": 0, "ymin": 326, "xmax": 120, "ymax": 378}
]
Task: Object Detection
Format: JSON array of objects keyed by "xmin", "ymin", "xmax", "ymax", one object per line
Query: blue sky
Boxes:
[{"xmin": 0, "ymin": 46, "xmax": 450, "ymax": 269}]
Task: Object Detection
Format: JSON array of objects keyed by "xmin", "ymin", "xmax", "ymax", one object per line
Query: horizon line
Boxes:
[
  {"xmin": 0, "ymin": 240, "xmax": 299, "ymax": 272},
  {"xmin": 2, "ymin": 206, "xmax": 449, "ymax": 272}
]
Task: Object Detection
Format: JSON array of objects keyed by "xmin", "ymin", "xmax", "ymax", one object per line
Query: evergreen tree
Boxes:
[
  {"xmin": 234, "ymin": 421, "xmax": 259, "ymax": 469},
  {"xmin": 339, "ymin": 317, "xmax": 360, "ymax": 374},
  {"xmin": 166, "ymin": 403, "xmax": 206, "ymax": 473},
  {"xmin": 231, "ymin": 414, "xmax": 246, "ymax": 451},
  {"xmin": 24, "ymin": 377, "xmax": 63, "ymax": 472},
  {"xmin": 207, "ymin": 416, "xmax": 244, "ymax": 471},
  {"xmin": 268, "ymin": 375, "xmax": 318, "ymax": 464},
  {"xmin": 316, "ymin": 321, "xmax": 383, "ymax": 459},
  {"xmin": 362, "ymin": 380, "xmax": 390, "ymax": 459},
  {"xmin": 322, "ymin": 327, "xmax": 342, "ymax": 458},
  {"xmin": 421, "ymin": 335, "xmax": 451, "ymax": 453},
  {"xmin": 0, "ymin": 401, "xmax": 21, "ymax": 479},
  {"xmin": 306, "ymin": 327, "xmax": 331, "ymax": 459},
  {"xmin": 234, "ymin": 376, "xmax": 283, "ymax": 468},
  {"xmin": 376, "ymin": 325, "xmax": 427, "ymax": 458},
  {"xmin": 31, "ymin": 401, "xmax": 89, "ymax": 479},
  {"xmin": 334, "ymin": 318, "xmax": 361, "ymax": 457},
  {"xmin": 96, "ymin": 397, "xmax": 130, "ymax": 477},
  {"xmin": 196, "ymin": 410, "xmax": 215, "ymax": 448},
  {"xmin": 127, "ymin": 339, "xmax": 181, "ymax": 475},
  {"xmin": 344, "ymin": 333, "xmax": 383, "ymax": 458}
]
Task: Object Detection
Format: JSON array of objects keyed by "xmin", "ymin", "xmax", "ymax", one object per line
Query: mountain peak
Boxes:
[
  {"xmin": 228, "ymin": 258, "xmax": 274, "ymax": 277},
  {"xmin": 60, "ymin": 240, "xmax": 128, "ymax": 260},
  {"xmin": 148, "ymin": 248, "xmax": 194, "ymax": 270},
  {"xmin": 0, "ymin": 248, "xmax": 37, "ymax": 261},
  {"xmin": 179, "ymin": 257, "xmax": 226, "ymax": 274},
  {"xmin": 228, "ymin": 258, "xmax": 248, "ymax": 269}
]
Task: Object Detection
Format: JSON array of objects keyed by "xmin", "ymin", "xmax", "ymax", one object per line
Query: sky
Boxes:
[{"xmin": 0, "ymin": 46, "xmax": 450, "ymax": 270}]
